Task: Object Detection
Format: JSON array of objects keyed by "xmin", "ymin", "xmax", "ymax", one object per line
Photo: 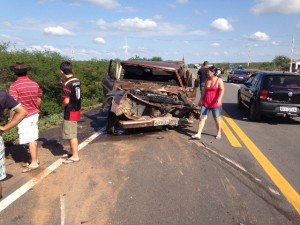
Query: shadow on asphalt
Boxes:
[{"xmin": 222, "ymin": 103, "xmax": 300, "ymax": 125}]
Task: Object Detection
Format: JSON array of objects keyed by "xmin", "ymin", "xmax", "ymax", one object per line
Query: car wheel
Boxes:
[
  {"xmin": 107, "ymin": 110, "xmax": 118, "ymax": 135},
  {"xmin": 249, "ymin": 102, "xmax": 261, "ymax": 121},
  {"xmin": 237, "ymin": 93, "xmax": 243, "ymax": 109}
]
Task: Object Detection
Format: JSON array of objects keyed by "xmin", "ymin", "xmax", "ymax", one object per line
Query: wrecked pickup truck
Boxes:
[{"xmin": 102, "ymin": 59, "xmax": 200, "ymax": 134}]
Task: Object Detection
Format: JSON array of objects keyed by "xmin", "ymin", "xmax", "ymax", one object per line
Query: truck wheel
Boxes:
[{"xmin": 107, "ymin": 111, "xmax": 117, "ymax": 134}]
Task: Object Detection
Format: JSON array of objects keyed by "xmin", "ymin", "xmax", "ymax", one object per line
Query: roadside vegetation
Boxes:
[
  {"xmin": 0, "ymin": 41, "xmax": 292, "ymax": 143},
  {"xmin": 189, "ymin": 55, "xmax": 291, "ymax": 73},
  {"xmin": 0, "ymin": 41, "xmax": 108, "ymax": 143}
]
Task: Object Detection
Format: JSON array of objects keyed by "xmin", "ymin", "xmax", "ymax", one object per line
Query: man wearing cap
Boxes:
[
  {"xmin": 9, "ymin": 62, "xmax": 42, "ymax": 173},
  {"xmin": 0, "ymin": 91, "xmax": 27, "ymax": 199}
]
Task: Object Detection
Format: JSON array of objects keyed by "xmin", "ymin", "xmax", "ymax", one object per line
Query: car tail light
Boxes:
[{"xmin": 259, "ymin": 89, "xmax": 268, "ymax": 99}]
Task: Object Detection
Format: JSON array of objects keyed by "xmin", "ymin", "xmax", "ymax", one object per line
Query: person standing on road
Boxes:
[
  {"xmin": 191, "ymin": 66, "xmax": 224, "ymax": 140},
  {"xmin": 9, "ymin": 62, "xmax": 42, "ymax": 173},
  {"xmin": 0, "ymin": 91, "xmax": 27, "ymax": 199},
  {"xmin": 197, "ymin": 61, "xmax": 209, "ymax": 93},
  {"xmin": 60, "ymin": 61, "xmax": 81, "ymax": 164}
]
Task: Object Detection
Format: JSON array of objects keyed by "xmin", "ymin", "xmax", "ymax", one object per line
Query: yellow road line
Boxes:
[
  {"xmin": 222, "ymin": 110, "xmax": 300, "ymax": 214},
  {"xmin": 220, "ymin": 116, "xmax": 242, "ymax": 147}
]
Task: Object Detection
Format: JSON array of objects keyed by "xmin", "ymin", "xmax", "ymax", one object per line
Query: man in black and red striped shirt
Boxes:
[{"xmin": 9, "ymin": 62, "xmax": 42, "ymax": 173}]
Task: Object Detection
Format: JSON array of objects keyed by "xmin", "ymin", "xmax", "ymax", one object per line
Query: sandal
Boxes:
[
  {"xmin": 215, "ymin": 135, "xmax": 222, "ymax": 139},
  {"xmin": 63, "ymin": 158, "xmax": 80, "ymax": 164},
  {"xmin": 22, "ymin": 165, "xmax": 39, "ymax": 173},
  {"xmin": 61, "ymin": 153, "xmax": 72, "ymax": 159},
  {"xmin": 21, "ymin": 161, "xmax": 40, "ymax": 167},
  {"xmin": 191, "ymin": 135, "xmax": 201, "ymax": 140}
]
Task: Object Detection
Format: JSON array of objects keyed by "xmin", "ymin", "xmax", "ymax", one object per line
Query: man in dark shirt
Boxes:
[
  {"xmin": 197, "ymin": 61, "xmax": 209, "ymax": 93},
  {"xmin": 0, "ymin": 91, "xmax": 27, "ymax": 199},
  {"xmin": 60, "ymin": 61, "xmax": 81, "ymax": 164}
]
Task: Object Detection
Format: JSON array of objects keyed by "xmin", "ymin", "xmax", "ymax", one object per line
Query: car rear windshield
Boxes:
[
  {"xmin": 234, "ymin": 70, "xmax": 249, "ymax": 75},
  {"xmin": 264, "ymin": 75, "xmax": 300, "ymax": 89},
  {"xmin": 122, "ymin": 65, "xmax": 179, "ymax": 85}
]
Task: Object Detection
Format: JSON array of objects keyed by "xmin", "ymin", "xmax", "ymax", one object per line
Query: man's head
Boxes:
[
  {"xmin": 10, "ymin": 62, "xmax": 31, "ymax": 76},
  {"xmin": 60, "ymin": 61, "xmax": 73, "ymax": 75},
  {"xmin": 203, "ymin": 61, "xmax": 209, "ymax": 67}
]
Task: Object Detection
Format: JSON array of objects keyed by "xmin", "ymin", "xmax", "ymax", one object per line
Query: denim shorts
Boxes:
[{"xmin": 200, "ymin": 105, "xmax": 222, "ymax": 118}]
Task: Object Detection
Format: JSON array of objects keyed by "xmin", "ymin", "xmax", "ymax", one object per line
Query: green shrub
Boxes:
[{"xmin": 40, "ymin": 99, "xmax": 61, "ymax": 116}]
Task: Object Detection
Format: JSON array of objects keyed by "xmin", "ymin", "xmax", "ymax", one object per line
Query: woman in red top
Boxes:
[{"xmin": 192, "ymin": 66, "xmax": 224, "ymax": 140}]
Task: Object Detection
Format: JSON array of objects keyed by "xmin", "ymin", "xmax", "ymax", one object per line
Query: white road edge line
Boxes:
[
  {"xmin": 0, "ymin": 129, "xmax": 104, "ymax": 212},
  {"xmin": 60, "ymin": 194, "xmax": 65, "ymax": 225}
]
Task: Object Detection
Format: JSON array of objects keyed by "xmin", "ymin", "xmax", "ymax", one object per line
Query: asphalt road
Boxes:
[{"xmin": 0, "ymin": 75, "xmax": 299, "ymax": 225}]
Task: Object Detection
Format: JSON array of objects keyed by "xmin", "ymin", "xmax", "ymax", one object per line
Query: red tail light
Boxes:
[{"xmin": 259, "ymin": 89, "xmax": 268, "ymax": 99}]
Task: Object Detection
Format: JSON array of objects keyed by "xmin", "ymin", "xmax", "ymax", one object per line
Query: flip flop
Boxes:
[
  {"xmin": 61, "ymin": 153, "xmax": 72, "ymax": 159},
  {"xmin": 215, "ymin": 135, "xmax": 222, "ymax": 139},
  {"xmin": 22, "ymin": 165, "xmax": 39, "ymax": 173},
  {"xmin": 191, "ymin": 135, "xmax": 201, "ymax": 140},
  {"xmin": 21, "ymin": 161, "xmax": 40, "ymax": 167},
  {"xmin": 63, "ymin": 158, "xmax": 80, "ymax": 164}
]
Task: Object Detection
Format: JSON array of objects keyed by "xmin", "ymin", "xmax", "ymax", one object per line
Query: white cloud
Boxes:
[
  {"xmin": 251, "ymin": 0, "xmax": 300, "ymax": 15},
  {"xmin": 153, "ymin": 15, "xmax": 163, "ymax": 21},
  {"xmin": 249, "ymin": 32, "xmax": 270, "ymax": 41},
  {"xmin": 188, "ymin": 29, "xmax": 209, "ymax": 36},
  {"xmin": 168, "ymin": 4, "xmax": 176, "ymax": 8},
  {"xmin": 44, "ymin": 26, "xmax": 75, "ymax": 36},
  {"xmin": 2, "ymin": 21, "xmax": 12, "ymax": 27},
  {"xmin": 272, "ymin": 41, "xmax": 280, "ymax": 45},
  {"xmin": 94, "ymin": 19, "xmax": 107, "ymax": 30},
  {"xmin": 28, "ymin": 45, "xmax": 63, "ymax": 53},
  {"xmin": 177, "ymin": 0, "xmax": 189, "ymax": 4},
  {"xmin": 113, "ymin": 17, "xmax": 157, "ymax": 31},
  {"xmin": 94, "ymin": 37, "xmax": 106, "ymax": 44},
  {"xmin": 0, "ymin": 33, "xmax": 12, "ymax": 39},
  {"xmin": 211, "ymin": 42, "xmax": 220, "ymax": 47},
  {"xmin": 83, "ymin": 0, "xmax": 120, "ymax": 9},
  {"xmin": 210, "ymin": 18, "xmax": 233, "ymax": 31}
]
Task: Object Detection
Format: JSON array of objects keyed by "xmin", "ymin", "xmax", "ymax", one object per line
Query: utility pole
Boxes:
[
  {"xmin": 71, "ymin": 47, "xmax": 74, "ymax": 61},
  {"xmin": 289, "ymin": 35, "xmax": 294, "ymax": 72},
  {"xmin": 124, "ymin": 38, "xmax": 128, "ymax": 60},
  {"xmin": 247, "ymin": 45, "xmax": 251, "ymax": 67}
]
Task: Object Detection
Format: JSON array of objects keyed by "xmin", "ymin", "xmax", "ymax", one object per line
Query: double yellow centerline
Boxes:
[{"xmin": 221, "ymin": 110, "xmax": 300, "ymax": 214}]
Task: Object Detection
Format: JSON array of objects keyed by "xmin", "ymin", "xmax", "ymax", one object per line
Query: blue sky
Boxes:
[{"xmin": 1, "ymin": 0, "xmax": 300, "ymax": 64}]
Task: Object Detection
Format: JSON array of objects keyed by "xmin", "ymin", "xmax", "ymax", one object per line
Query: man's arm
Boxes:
[
  {"xmin": 0, "ymin": 105, "xmax": 27, "ymax": 132},
  {"xmin": 62, "ymin": 97, "xmax": 70, "ymax": 109}
]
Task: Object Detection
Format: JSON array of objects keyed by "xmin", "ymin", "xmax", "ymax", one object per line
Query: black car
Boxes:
[
  {"xmin": 237, "ymin": 71, "xmax": 300, "ymax": 121},
  {"xmin": 227, "ymin": 70, "xmax": 252, "ymax": 83}
]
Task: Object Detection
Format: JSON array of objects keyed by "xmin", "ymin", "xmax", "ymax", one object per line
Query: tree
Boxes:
[{"xmin": 272, "ymin": 55, "xmax": 290, "ymax": 71}]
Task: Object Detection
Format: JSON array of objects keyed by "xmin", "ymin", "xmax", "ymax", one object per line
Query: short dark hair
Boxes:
[
  {"xmin": 203, "ymin": 61, "xmax": 209, "ymax": 66},
  {"xmin": 60, "ymin": 61, "xmax": 73, "ymax": 75}
]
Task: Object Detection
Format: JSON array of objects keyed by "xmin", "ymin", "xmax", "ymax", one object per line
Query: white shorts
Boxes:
[
  {"xmin": 18, "ymin": 114, "xmax": 39, "ymax": 144},
  {"xmin": 0, "ymin": 136, "xmax": 6, "ymax": 181}
]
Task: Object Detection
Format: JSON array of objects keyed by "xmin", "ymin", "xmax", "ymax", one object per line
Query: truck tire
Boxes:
[{"xmin": 107, "ymin": 111, "xmax": 118, "ymax": 135}]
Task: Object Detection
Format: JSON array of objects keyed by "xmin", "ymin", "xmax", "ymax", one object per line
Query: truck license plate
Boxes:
[{"xmin": 154, "ymin": 119, "xmax": 169, "ymax": 126}]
